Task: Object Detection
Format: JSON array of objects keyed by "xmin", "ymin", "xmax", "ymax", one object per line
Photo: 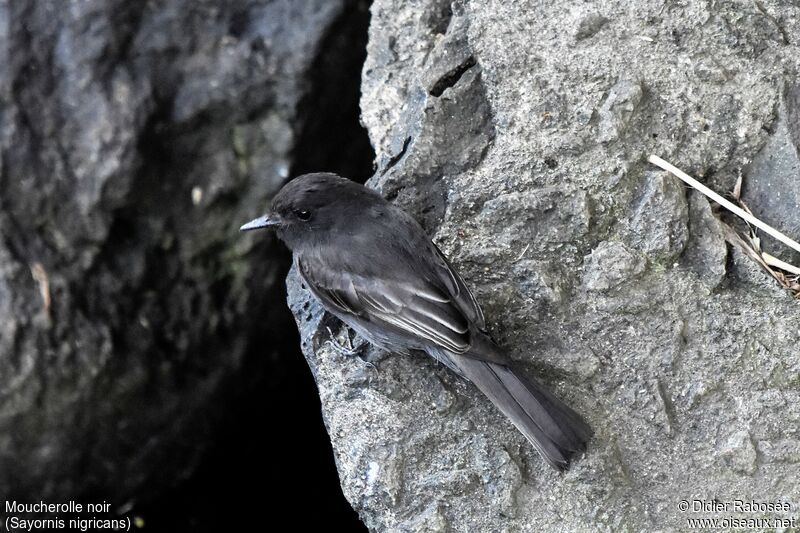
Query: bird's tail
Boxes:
[{"xmin": 452, "ymin": 355, "xmax": 592, "ymax": 470}]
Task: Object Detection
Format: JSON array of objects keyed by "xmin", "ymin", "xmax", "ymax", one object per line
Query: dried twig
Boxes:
[
  {"xmin": 649, "ymin": 154, "xmax": 800, "ymax": 298},
  {"xmin": 648, "ymin": 155, "xmax": 800, "ymax": 254},
  {"xmin": 762, "ymin": 252, "xmax": 800, "ymax": 276}
]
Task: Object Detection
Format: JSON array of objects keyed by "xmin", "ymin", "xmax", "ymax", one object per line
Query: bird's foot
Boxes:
[
  {"xmin": 325, "ymin": 327, "xmax": 378, "ymax": 371},
  {"xmin": 325, "ymin": 326, "xmax": 364, "ymax": 357}
]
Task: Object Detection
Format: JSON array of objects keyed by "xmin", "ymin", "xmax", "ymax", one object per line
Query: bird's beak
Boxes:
[{"xmin": 239, "ymin": 213, "xmax": 283, "ymax": 232}]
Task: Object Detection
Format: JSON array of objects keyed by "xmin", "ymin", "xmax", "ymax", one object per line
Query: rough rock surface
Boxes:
[
  {"xmin": 0, "ymin": 0, "xmax": 370, "ymax": 508},
  {"xmin": 744, "ymin": 81, "xmax": 800, "ymax": 265},
  {"xmin": 289, "ymin": 0, "xmax": 800, "ymax": 530}
]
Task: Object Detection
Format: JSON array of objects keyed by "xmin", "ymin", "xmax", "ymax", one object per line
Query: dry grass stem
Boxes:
[
  {"xmin": 648, "ymin": 154, "xmax": 800, "ymax": 299},
  {"xmin": 648, "ymin": 154, "xmax": 800, "ymax": 254}
]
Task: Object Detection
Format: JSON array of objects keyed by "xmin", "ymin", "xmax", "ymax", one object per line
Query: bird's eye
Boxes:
[{"xmin": 294, "ymin": 209, "xmax": 311, "ymax": 221}]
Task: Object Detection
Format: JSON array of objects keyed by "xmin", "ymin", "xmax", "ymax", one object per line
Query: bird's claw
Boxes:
[
  {"xmin": 325, "ymin": 327, "xmax": 378, "ymax": 372},
  {"xmin": 325, "ymin": 326, "xmax": 363, "ymax": 357}
]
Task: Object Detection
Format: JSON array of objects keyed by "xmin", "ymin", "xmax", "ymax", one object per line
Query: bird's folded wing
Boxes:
[
  {"xmin": 429, "ymin": 243, "xmax": 485, "ymax": 330},
  {"xmin": 297, "ymin": 252, "xmax": 475, "ymax": 354}
]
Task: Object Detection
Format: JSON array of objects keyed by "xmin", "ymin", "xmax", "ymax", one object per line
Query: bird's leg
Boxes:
[
  {"xmin": 325, "ymin": 326, "xmax": 378, "ymax": 371},
  {"xmin": 325, "ymin": 326, "xmax": 364, "ymax": 356}
]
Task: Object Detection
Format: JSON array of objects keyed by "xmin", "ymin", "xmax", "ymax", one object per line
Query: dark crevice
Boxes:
[
  {"xmin": 290, "ymin": 0, "xmax": 375, "ymax": 183},
  {"xmin": 137, "ymin": 1, "xmax": 375, "ymax": 531},
  {"xmin": 429, "ymin": 55, "xmax": 476, "ymax": 97},
  {"xmin": 277, "ymin": 3, "xmax": 374, "ymax": 527}
]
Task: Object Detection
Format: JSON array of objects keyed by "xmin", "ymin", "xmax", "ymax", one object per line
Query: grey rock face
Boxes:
[
  {"xmin": 597, "ymin": 79, "xmax": 644, "ymax": 144},
  {"xmin": 744, "ymin": 81, "xmax": 800, "ymax": 265},
  {"xmin": 0, "ymin": 0, "xmax": 364, "ymax": 506},
  {"xmin": 583, "ymin": 241, "xmax": 645, "ymax": 292},
  {"xmin": 287, "ymin": 0, "xmax": 800, "ymax": 531},
  {"xmin": 623, "ymin": 171, "xmax": 689, "ymax": 263},
  {"xmin": 683, "ymin": 193, "xmax": 728, "ymax": 289}
]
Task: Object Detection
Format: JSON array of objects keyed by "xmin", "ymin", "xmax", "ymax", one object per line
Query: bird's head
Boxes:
[{"xmin": 240, "ymin": 172, "xmax": 380, "ymax": 249}]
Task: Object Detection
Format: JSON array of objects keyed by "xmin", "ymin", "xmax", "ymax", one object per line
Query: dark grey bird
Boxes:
[{"xmin": 241, "ymin": 173, "xmax": 591, "ymax": 470}]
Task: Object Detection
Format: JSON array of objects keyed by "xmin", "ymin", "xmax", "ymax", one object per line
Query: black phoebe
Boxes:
[{"xmin": 241, "ymin": 173, "xmax": 591, "ymax": 469}]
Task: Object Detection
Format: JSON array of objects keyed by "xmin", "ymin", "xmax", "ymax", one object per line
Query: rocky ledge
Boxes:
[{"xmin": 289, "ymin": 0, "xmax": 800, "ymax": 530}]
